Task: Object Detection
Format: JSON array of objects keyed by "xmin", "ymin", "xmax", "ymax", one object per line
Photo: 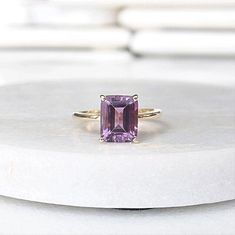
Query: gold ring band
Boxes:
[{"xmin": 73, "ymin": 108, "xmax": 161, "ymax": 119}]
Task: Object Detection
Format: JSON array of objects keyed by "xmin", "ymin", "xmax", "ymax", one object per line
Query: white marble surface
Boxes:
[
  {"xmin": 119, "ymin": 8, "xmax": 235, "ymax": 30},
  {"xmin": 0, "ymin": 27, "xmax": 130, "ymax": 49},
  {"xmin": 0, "ymin": 2, "xmax": 117, "ymax": 27},
  {"xmin": 0, "ymin": 195, "xmax": 234, "ymax": 235},
  {"xmin": 52, "ymin": 0, "xmax": 235, "ymax": 8},
  {"xmin": 131, "ymin": 31, "xmax": 235, "ymax": 56},
  {"xmin": 0, "ymin": 52, "xmax": 234, "ymax": 208},
  {"xmin": 27, "ymin": 3, "xmax": 117, "ymax": 26},
  {"xmin": 0, "ymin": 51, "xmax": 132, "ymax": 64},
  {"xmin": 0, "ymin": 3, "xmax": 27, "ymax": 26}
]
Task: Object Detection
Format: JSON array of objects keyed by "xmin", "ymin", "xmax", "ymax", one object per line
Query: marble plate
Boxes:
[{"xmin": 0, "ymin": 78, "xmax": 234, "ymax": 208}]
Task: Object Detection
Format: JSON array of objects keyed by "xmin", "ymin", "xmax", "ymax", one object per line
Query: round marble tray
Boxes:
[{"xmin": 0, "ymin": 78, "xmax": 234, "ymax": 208}]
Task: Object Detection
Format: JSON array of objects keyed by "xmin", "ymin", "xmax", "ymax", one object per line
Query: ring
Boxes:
[{"xmin": 73, "ymin": 94, "xmax": 161, "ymax": 143}]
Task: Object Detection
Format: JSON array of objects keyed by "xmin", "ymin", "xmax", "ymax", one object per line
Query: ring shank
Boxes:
[{"xmin": 73, "ymin": 108, "xmax": 161, "ymax": 119}]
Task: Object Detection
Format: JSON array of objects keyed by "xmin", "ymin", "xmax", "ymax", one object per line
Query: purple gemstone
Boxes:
[{"xmin": 100, "ymin": 95, "xmax": 138, "ymax": 142}]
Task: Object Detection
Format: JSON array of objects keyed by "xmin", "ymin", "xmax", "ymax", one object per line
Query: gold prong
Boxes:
[
  {"xmin": 99, "ymin": 137, "xmax": 105, "ymax": 142},
  {"xmin": 132, "ymin": 94, "xmax": 138, "ymax": 101},
  {"xmin": 100, "ymin": 95, "xmax": 106, "ymax": 101},
  {"xmin": 132, "ymin": 138, "xmax": 138, "ymax": 143}
]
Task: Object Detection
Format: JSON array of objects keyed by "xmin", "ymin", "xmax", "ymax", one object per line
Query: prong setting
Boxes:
[
  {"xmin": 132, "ymin": 137, "xmax": 138, "ymax": 143},
  {"xmin": 132, "ymin": 94, "xmax": 138, "ymax": 101},
  {"xmin": 100, "ymin": 95, "xmax": 106, "ymax": 101}
]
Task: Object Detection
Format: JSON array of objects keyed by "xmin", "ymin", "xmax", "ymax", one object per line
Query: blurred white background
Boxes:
[
  {"xmin": 0, "ymin": 0, "xmax": 235, "ymax": 88},
  {"xmin": 0, "ymin": 0, "xmax": 235, "ymax": 55}
]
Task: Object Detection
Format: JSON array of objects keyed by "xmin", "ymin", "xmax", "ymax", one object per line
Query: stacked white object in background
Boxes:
[{"xmin": 0, "ymin": 0, "xmax": 235, "ymax": 55}]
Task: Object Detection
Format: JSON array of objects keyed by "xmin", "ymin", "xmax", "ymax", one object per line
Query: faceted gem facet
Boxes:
[{"xmin": 100, "ymin": 95, "xmax": 138, "ymax": 142}]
